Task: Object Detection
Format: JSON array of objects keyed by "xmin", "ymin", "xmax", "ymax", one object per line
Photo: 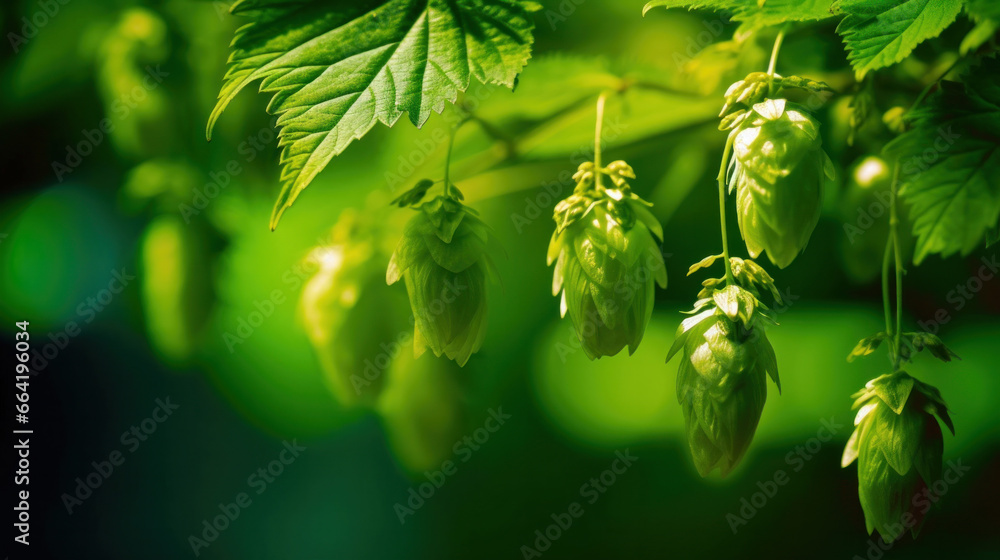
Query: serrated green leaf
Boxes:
[
  {"xmin": 208, "ymin": 0, "xmax": 539, "ymax": 230},
  {"xmin": 834, "ymin": 0, "xmax": 963, "ymax": 79},
  {"xmin": 886, "ymin": 58, "xmax": 1000, "ymax": 263},
  {"xmin": 643, "ymin": 0, "xmax": 834, "ymax": 33}
]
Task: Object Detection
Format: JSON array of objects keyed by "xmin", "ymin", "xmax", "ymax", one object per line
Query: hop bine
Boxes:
[
  {"xmin": 548, "ymin": 160, "xmax": 667, "ymax": 359},
  {"xmin": 387, "ymin": 193, "xmax": 502, "ymax": 367},
  {"xmin": 727, "ymin": 98, "xmax": 835, "ymax": 269},
  {"xmin": 668, "ymin": 258, "xmax": 782, "ymax": 477},
  {"xmin": 842, "ymin": 371, "xmax": 954, "ymax": 542}
]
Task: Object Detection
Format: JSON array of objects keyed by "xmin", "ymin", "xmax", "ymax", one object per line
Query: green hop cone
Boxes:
[
  {"xmin": 548, "ymin": 160, "xmax": 667, "ymax": 359},
  {"xmin": 387, "ymin": 195, "xmax": 501, "ymax": 367},
  {"xmin": 301, "ymin": 209, "xmax": 408, "ymax": 406},
  {"xmin": 667, "ymin": 286, "xmax": 780, "ymax": 477},
  {"xmin": 842, "ymin": 372, "xmax": 954, "ymax": 542},
  {"xmin": 729, "ymin": 98, "xmax": 835, "ymax": 268}
]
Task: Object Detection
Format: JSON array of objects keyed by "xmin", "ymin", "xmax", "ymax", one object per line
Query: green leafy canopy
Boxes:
[
  {"xmin": 642, "ymin": 0, "xmax": 834, "ymax": 33},
  {"xmin": 208, "ymin": 0, "xmax": 540, "ymax": 229},
  {"xmin": 886, "ymin": 58, "xmax": 1000, "ymax": 263},
  {"xmin": 834, "ymin": 0, "xmax": 963, "ymax": 79}
]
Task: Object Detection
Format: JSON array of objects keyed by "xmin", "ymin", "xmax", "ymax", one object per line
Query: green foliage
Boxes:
[
  {"xmin": 208, "ymin": 0, "xmax": 540, "ymax": 229},
  {"xmin": 834, "ymin": 0, "xmax": 964, "ymax": 78},
  {"xmin": 643, "ymin": 0, "xmax": 834, "ymax": 33},
  {"xmin": 886, "ymin": 58, "xmax": 1000, "ymax": 263}
]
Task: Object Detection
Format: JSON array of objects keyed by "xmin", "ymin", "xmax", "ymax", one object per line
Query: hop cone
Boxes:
[
  {"xmin": 301, "ymin": 209, "xmax": 407, "ymax": 406},
  {"xmin": 548, "ymin": 161, "xmax": 667, "ymax": 359},
  {"xmin": 667, "ymin": 287, "xmax": 780, "ymax": 477},
  {"xmin": 387, "ymin": 196, "xmax": 501, "ymax": 367},
  {"xmin": 729, "ymin": 98, "xmax": 835, "ymax": 268},
  {"xmin": 842, "ymin": 372, "xmax": 954, "ymax": 542}
]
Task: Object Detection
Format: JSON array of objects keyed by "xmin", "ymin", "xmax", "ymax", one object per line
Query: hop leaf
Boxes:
[
  {"xmin": 667, "ymin": 300, "xmax": 780, "ymax": 477},
  {"xmin": 729, "ymin": 99, "xmax": 834, "ymax": 268},
  {"xmin": 207, "ymin": 0, "xmax": 540, "ymax": 230},
  {"xmin": 548, "ymin": 162, "xmax": 667, "ymax": 359},
  {"xmin": 387, "ymin": 197, "xmax": 502, "ymax": 366},
  {"xmin": 842, "ymin": 372, "xmax": 954, "ymax": 542}
]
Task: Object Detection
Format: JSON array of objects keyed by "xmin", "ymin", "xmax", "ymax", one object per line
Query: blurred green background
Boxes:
[{"xmin": 1, "ymin": 0, "xmax": 997, "ymax": 558}]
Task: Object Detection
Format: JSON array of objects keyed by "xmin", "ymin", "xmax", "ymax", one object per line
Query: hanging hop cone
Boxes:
[
  {"xmin": 548, "ymin": 160, "xmax": 667, "ymax": 359},
  {"xmin": 729, "ymin": 98, "xmax": 835, "ymax": 268},
  {"xmin": 842, "ymin": 371, "xmax": 954, "ymax": 543},
  {"xmin": 301, "ymin": 209, "xmax": 408, "ymax": 407},
  {"xmin": 387, "ymin": 195, "xmax": 502, "ymax": 367},
  {"xmin": 667, "ymin": 277, "xmax": 780, "ymax": 477}
]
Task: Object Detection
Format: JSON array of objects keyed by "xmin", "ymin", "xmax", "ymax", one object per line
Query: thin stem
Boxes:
[
  {"xmin": 717, "ymin": 133, "xmax": 736, "ymax": 285},
  {"xmin": 594, "ymin": 91, "xmax": 608, "ymax": 189},
  {"xmin": 443, "ymin": 125, "xmax": 457, "ymax": 198},
  {"xmin": 881, "ymin": 237, "xmax": 893, "ymax": 339},
  {"xmin": 909, "ymin": 56, "xmax": 963, "ymax": 114},
  {"xmin": 890, "ymin": 162, "xmax": 904, "ymax": 358},
  {"xmin": 767, "ymin": 28, "xmax": 786, "ymax": 77}
]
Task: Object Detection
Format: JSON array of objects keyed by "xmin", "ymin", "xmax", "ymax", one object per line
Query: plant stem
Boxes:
[
  {"xmin": 767, "ymin": 28, "xmax": 786, "ymax": 77},
  {"xmin": 909, "ymin": 56, "xmax": 963, "ymax": 114},
  {"xmin": 881, "ymin": 238, "xmax": 893, "ymax": 338},
  {"xmin": 717, "ymin": 133, "xmax": 736, "ymax": 285},
  {"xmin": 443, "ymin": 125, "xmax": 457, "ymax": 198},
  {"xmin": 890, "ymin": 162, "xmax": 903, "ymax": 357},
  {"xmin": 594, "ymin": 91, "xmax": 608, "ymax": 189},
  {"xmin": 880, "ymin": 161, "xmax": 904, "ymax": 368}
]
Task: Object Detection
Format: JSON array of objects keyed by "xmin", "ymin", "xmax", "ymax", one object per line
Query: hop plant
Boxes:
[
  {"xmin": 667, "ymin": 262, "xmax": 781, "ymax": 477},
  {"xmin": 301, "ymin": 209, "xmax": 407, "ymax": 406},
  {"xmin": 548, "ymin": 160, "xmax": 667, "ymax": 359},
  {"xmin": 842, "ymin": 371, "xmax": 954, "ymax": 542},
  {"xmin": 728, "ymin": 98, "xmax": 835, "ymax": 268},
  {"xmin": 388, "ymin": 193, "xmax": 502, "ymax": 367}
]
